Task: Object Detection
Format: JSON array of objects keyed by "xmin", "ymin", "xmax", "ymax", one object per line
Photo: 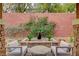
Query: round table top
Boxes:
[{"xmin": 30, "ymin": 45, "xmax": 51, "ymax": 55}]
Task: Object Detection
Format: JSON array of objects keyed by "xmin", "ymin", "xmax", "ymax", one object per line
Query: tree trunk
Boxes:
[
  {"xmin": 74, "ymin": 3, "xmax": 79, "ymax": 56},
  {"xmin": 0, "ymin": 3, "xmax": 6, "ymax": 56}
]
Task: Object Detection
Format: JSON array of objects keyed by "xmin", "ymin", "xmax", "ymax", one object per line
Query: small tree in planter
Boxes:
[
  {"xmin": 27, "ymin": 33, "xmax": 34, "ymax": 41},
  {"xmin": 46, "ymin": 34, "xmax": 52, "ymax": 41}
]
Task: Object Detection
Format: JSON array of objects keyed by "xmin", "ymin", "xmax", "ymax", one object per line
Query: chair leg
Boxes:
[
  {"xmin": 51, "ymin": 50, "xmax": 55, "ymax": 56},
  {"xmin": 24, "ymin": 48, "xmax": 28, "ymax": 56}
]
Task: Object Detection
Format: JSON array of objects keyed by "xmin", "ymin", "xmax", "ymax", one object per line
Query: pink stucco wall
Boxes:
[{"xmin": 2, "ymin": 13, "xmax": 76, "ymax": 37}]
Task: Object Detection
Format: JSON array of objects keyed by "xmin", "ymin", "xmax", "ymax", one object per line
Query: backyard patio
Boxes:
[
  {"xmin": 2, "ymin": 3, "xmax": 76, "ymax": 56},
  {"xmin": 5, "ymin": 37, "xmax": 75, "ymax": 56},
  {"xmin": 3, "ymin": 13, "xmax": 75, "ymax": 56}
]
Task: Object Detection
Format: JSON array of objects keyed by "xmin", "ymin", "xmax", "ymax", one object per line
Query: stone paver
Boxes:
[{"xmin": 29, "ymin": 45, "xmax": 51, "ymax": 56}]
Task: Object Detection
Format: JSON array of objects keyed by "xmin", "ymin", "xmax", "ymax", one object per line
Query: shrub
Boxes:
[{"xmin": 24, "ymin": 17, "xmax": 56, "ymax": 41}]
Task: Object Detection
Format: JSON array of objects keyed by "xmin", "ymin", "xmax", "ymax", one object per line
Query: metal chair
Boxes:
[
  {"xmin": 56, "ymin": 47, "xmax": 73, "ymax": 56},
  {"xmin": 6, "ymin": 40, "xmax": 28, "ymax": 56}
]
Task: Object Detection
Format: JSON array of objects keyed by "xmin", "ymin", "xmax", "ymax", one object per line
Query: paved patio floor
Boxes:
[{"xmin": 25, "ymin": 48, "xmax": 55, "ymax": 56}]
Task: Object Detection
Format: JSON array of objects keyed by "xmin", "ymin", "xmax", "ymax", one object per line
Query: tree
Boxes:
[
  {"xmin": 37, "ymin": 3, "xmax": 76, "ymax": 13},
  {"xmin": 65, "ymin": 4, "xmax": 76, "ymax": 13},
  {"xmin": 37, "ymin": 3, "xmax": 51, "ymax": 12},
  {"xmin": 15, "ymin": 3, "xmax": 27, "ymax": 13},
  {"xmin": 3, "ymin": 3, "xmax": 76, "ymax": 13}
]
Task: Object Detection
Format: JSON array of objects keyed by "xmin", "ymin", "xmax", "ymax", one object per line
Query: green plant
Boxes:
[
  {"xmin": 27, "ymin": 33, "xmax": 34, "ymax": 41},
  {"xmin": 3, "ymin": 3, "xmax": 75, "ymax": 13},
  {"xmin": 69, "ymin": 36, "xmax": 75, "ymax": 43},
  {"xmin": 15, "ymin": 4, "xmax": 27, "ymax": 13},
  {"xmin": 46, "ymin": 34, "xmax": 52, "ymax": 41},
  {"xmin": 24, "ymin": 17, "xmax": 56, "ymax": 41},
  {"xmin": 37, "ymin": 3, "xmax": 76, "ymax": 13}
]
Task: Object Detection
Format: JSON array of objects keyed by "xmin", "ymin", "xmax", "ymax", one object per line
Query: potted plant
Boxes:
[
  {"xmin": 24, "ymin": 17, "xmax": 56, "ymax": 41},
  {"xmin": 68, "ymin": 36, "xmax": 75, "ymax": 46},
  {"xmin": 27, "ymin": 33, "xmax": 33, "ymax": 41},
  {"xmin": 46, "ymin": 34, "xmax": 52, "ymax": 41}
]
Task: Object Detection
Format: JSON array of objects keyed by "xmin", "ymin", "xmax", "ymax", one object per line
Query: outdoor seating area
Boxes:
[
  {"xmin": 6, "ymin": 40, "xmax": 28, "ymax": 56},
  {"xmin": 5, "ymin": 38, "xmax": 74, "ymax": 56},
  {"xmin": 1, "ymin": 3, "xmax": 79, "ymax": 59},
  {"xmin": 1, "ymin": 3, "xmax": 76, "ymax": 56},
  {"xmin": 4, "ymin": 14, "xmax": 75, "ymax": 56},
  {"xmin": 4, "ymin": 13, "xmax": 75, "ymax": 56}
]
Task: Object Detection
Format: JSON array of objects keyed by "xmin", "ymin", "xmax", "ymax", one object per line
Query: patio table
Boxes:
[{"xmin": 29, "ymin": 45, "xmax": 51, "ymax": 56}]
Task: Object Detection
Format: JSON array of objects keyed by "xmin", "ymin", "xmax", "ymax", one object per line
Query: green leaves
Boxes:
[
  {"xmin": 15, "ymin": 3, "xmax": 27, "ymax": 13},
  {"xmin": 3, "ymin": 3, "xmax": 75, "ymax": 13},
  {"xmin": 27, "ymin": 33, "xmax": 34, "ymax": 41},
  {"xmin": 24, "ymin": 17, "xmax": 56, "ymax": 41},
  {"xmin": 37, "ymin": 3, "xmax": 76, "ymax": 13},
  {"xmin": 46, "ymin": 34, "xmax": 52, "ymax": 41},
  {"xmin": 69, "ymin": 36, "xmax": 75, "ymax": 43}
]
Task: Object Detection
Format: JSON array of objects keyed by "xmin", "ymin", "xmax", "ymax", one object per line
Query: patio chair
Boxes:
[
  {"xmin": 56, "ymin": 46, "xmax": 73, "ymax": 56},
  {"xmin": 51, "ymin": 40, "xmax": 74, "ymax": 56},
  {"xmin": 6, "ymin": 40, "xmax": 28, "ymax": 56}
]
